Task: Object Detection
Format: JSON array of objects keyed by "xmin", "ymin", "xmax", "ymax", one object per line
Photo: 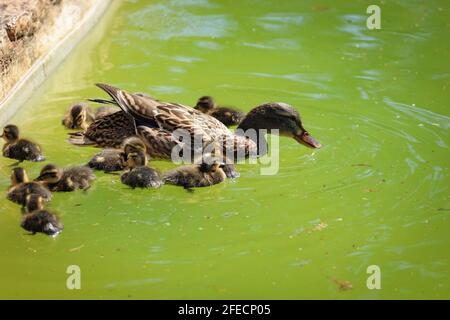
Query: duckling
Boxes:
[
  {"xmin": 94, "ymin": 105, "xmax": 119, "ymax": 119},
  {"xmin": 1, "ymin": 125, "xmax": 45, "ymax": 162},
  {"xmin": 21, "ymin": 194, "xmax": 63, "ymax": 236},
  {"xmin": 35, "ymin": 164, "xmax": 95, "ymax": 192},
  {"xmin": 221, "ymin": 163, "xmax": 240, "ymax": 179},
  {"xmin": 121, "ymin": 151, "xmax": 162, "ymax": 189},
  {"xmin": 163, "ymin": 162, "xmax": 227, "ymax": 189},
  {"xmin": 88, "ymin": 136, "xmax": 147, "ymax": 172},
  {"xmin": 7, "ymin": 167, "xmax": 52, "ymax": 206},
  {"xmin": 62, "ymin": 103, "xmax": 95, "ymax": 130},
  {"xmin": 195, "ymin": 96, "xmax": 245, "ymax": 127}
]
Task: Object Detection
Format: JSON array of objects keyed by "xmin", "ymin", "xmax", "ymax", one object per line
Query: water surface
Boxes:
[{"xmin": 0, "ymin": 0, "xmax": 449, "ymax": 299}]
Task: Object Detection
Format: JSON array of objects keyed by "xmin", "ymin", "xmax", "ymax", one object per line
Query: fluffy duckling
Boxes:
[
  {"xmin": 62, "ymin": 103, "xmax": 95, "ymax": 130},
  {"xmin": 7, "ymin": 167, "xmax": 52, "ymax": 206},
  {"xmin": 94, "ymin": 105, "xmax": 119, "ymax": 119},
  {"xmin": 121, "ymin": 151, "xmax": 162, "ymax": 189},
  {"xmin": 163, "ymin": 162, "xmax": 227, "ymax": 189},
  {"xmin": 221, "ymin": 163, "xmax": 240, "ymax": 179},
  {"xmin": 1, "ymin": 125, "xmax": 45, "ymax": 162},
  {"xmin": 88, "ymin": 136, "xmax": 147, "ymax": 172},
  {"xmin": 195, "ymin": 96, "xmax": 245, "ymax": 127},
  {"xmin": 35, "ymin": 164, "xmax": 95, "ymax": 192},
  {"xmin": 21, "ymin": 194, "xmax": 63, "ymax": 236}
]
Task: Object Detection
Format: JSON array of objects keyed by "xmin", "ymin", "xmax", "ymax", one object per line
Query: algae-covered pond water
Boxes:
[{"xmin": 0, "ymin": 0, "xmax": 449, "ymax": 299}]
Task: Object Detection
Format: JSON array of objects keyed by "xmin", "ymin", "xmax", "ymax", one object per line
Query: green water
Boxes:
[{"xmin": 1, "ymin": 0, "xmax": 449, "ymax": 299}]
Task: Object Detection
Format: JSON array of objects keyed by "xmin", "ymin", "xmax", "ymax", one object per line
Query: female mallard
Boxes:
[
  {"xmin": 194, "ymin": 96, "xmax": 245, "ymax": 127},
  {"xmin": 70, "ymin": 84, "xmax": 321, "ymax": 161},
  {"xmin": 62, "ymin": 103, "xmax": 95, "ymax": 130},
  {"xmin": 7, "ymin": 167, "xmax": 52, "ymax": 206},
  {"xmin": 121, "ymin": 150, "xmax": 162, "ymax": 189},
  {"xmin": 35, "ymin": 164, "xmax": 95, "ymax": 192},
  {"xmin": 21, "ymin": 194, "xmax": 63, "ymax": 236},
  {"xmin": 163, "ymin": 162, "xmax": 227, "ymax": 189},
  {"xmin": 88, "ymin": 136, "xmax": 146, "ymax": 172},
  {"xmin": 1, "ymin": 125, "xmax": 45, "ymax": 162}
]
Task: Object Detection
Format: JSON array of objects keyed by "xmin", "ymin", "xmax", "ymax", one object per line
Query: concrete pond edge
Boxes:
[{"xmin": 0, "ymin": 0, "xmax": 113, "ymax": 127}]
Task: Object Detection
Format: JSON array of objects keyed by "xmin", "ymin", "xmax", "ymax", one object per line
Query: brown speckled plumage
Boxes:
[
  {"xmin": 69, "ymin": 111, "xmax": 135, "ymax": 148},
  {"xmin": 163, "ymin": 163, "xmax": 227, "ymax": 189}
]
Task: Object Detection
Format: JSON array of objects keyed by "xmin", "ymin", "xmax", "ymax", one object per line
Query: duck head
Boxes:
[
  {"xmin": 35, "ymin": 164, "xmax": 63, "ymax": 184},
  {"xmin": 70, "ymin": 104, "xmax": 89, "ymax": 129},
  {"xmin": 1, "ymin": 124, "xmax": 20, "ymax": 143},
  {"xmin": 11, "ymin": 167, "xmax": 29, "ymax": 185},
  {"xmin": 237, "ymin": 102, "xmax": 321, "ymax": 149},
  {"xmin": 122, "ymin": 136, "xmax": 147, "ymax": 156},
  {"xmin": 126, "ymin": 151, "xmax": 147, "ymax": 169},
  {"xmin": 25, "ymin": 194, "xmax": 44, "ymax": 212},
  {"xmin": 199, "ymin": 161, "xmax": 227, "ymax": 179},
  {"xmin": 194, "ymin": 96, "xmax": 215, "ymax": 113}
]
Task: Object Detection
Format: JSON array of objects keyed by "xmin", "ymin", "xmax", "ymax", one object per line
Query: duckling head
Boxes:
[
  {"xmin": 35, "ymin": 164, "xmax": 63, "ymax": 184},
  {"xmin": 237, "ymin": 102, "xmax": 321, "ymax": 149},
  {"xmin": 1, "ymin": 124, "xmax": 19, "ymax": 143},
  {"xmin": 11, "ymin": 167, "xmax": 29, "ymax": 185},
  {"xmin": 122, "ymin": 136, "xmax": 147, "ymax": 155},
  {"xmin": 194, "ymin": 96, "xmax": 215, "ymax": 113},
  {"xmin": 199, "ymin": 161, "xmax": 227, "ymax": 179},
  {"xmin": 209, "ymin": 162, "xmax": 227, "ymax": 181},
  {"xmin": 70, "ymin": 104, "xmax": 89, "ymax": 129},
  {"xmin": 25, "ymin": 194, "xmax": 44, "ymax": 213},
  {"xmin": 126, "ymin": 151, "xmax": 147, "ymax": 169}
]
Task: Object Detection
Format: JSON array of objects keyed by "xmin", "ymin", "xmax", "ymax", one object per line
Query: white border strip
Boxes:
[{"xmin": 0, "ymin": 0, "xmax": 112, "ymax": 126}]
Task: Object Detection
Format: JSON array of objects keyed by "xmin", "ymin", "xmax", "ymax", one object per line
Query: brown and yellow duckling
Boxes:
[
  {"xmin": 62, "ymin": 103, "xmax": 95, "ymax": 130},
  {"xmin": 35, "ymin": 164, "xmax": 95, "ymax": 192},
  {"xmin": 88, "ymin": 136, "xmax": 147, "ymax": 172},
  {"xmin": 1, "ymin": 125, "xmax": 45, "ymax": 162},
  {"xmin": 7, "ymin": 167, "xmax": 52, "ymax": 207},
  {"xmin": 195, "ymin": 96, "xmax": 246, "ymax": 127},
  {"xmin": 163, "ymin": 161, "xmax": 227, "ymax": 189},
  {"xmin": 21, "ymin": 194, "xmax": 63, "ymax": 236},
  {"xmin": 121, "ymin": 151, "xmax": 162, "ymax": 189}
]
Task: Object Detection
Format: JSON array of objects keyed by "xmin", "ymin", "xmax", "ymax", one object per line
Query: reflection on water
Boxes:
[{"xmin": 0, "ymin": 0, "xmax": 449, "ymax": 299}]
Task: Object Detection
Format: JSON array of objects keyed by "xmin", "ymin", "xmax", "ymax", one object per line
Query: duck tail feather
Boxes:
[
  {"xmin": 68, "ymin": 133, "xmax": 96, "ymax": 146},
  {"xmin": 88, "ymin": 98, "xmax": 117, "ymax": 105}
]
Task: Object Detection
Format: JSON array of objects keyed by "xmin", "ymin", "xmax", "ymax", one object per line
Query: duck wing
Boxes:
[{"xmin": 95, "ymin": 83, "xmax": 231, "ymax": 143}]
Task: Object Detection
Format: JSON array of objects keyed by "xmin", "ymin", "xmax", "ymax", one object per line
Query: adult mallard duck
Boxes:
[
  {"xmin": 70, "ymin": 84, "xmax": 321, "ymax": 161},
  {"xmin": 1, "ymin": 125, "xmax": 45, "ymax": 162},
  {"xmin": 194, "ymin": 96, "xmax": 245, "ymax": 127}
]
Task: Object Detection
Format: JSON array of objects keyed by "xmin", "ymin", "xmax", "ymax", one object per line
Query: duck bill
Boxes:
[{"xmin": 294, "ymin": 132, "xmax": 322, "ymax": 149}]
